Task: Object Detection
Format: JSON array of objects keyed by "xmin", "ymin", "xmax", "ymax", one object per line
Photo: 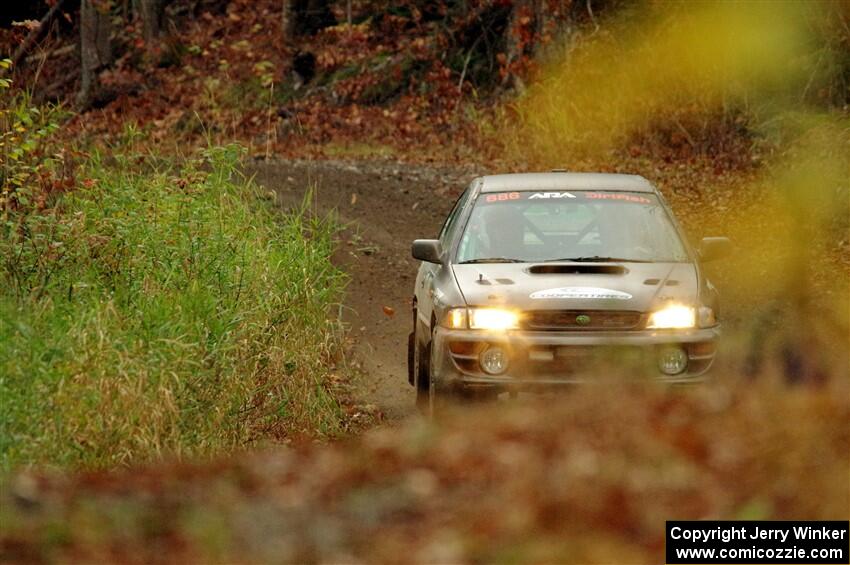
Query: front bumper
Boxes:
[{"xmin": 431, "ymin": 326, "xmax": 719, "ymax": 390}]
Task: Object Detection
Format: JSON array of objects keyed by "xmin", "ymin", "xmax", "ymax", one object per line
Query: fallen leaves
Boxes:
[
  {"xmin": 2, "ymin": 383, "xmax": 846, "ymax": 563},
  {"xmin": 5, "ymin": 0, "xmax": 525, "ymax": 166}
]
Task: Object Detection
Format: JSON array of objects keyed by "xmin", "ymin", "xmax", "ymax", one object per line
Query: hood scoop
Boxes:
[{"xmin": 528, "ymin": 264, "xmax": 626, "ymax": 275}]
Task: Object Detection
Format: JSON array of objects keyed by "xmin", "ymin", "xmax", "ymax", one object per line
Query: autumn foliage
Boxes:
[
  {"xmin": 2, "ymin": 382, "xmax": 847, "ymax": 563},
  {"xmin": 1, "ymin": 2, "xmax": 849, "ymax": 561}
]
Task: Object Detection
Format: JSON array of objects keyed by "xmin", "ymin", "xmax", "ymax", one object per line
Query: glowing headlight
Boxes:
[
  {"xmin": 469, "ymin": 308, "xmax": 519, "ymax": 330},
  {"xmin": 443, "ymin": 308, "xmax": 519, "ymax": 330},
  {"xmin": 647, "ymin": 305, "xmax": 695, "ymax": 329}
]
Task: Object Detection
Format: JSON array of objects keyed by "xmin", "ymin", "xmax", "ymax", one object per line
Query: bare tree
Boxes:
[
  {"xmin": 135, "ymin": 0, "xmax": 166, "ymax": 48},
  {"xmin": 282, "ymin": 0, "xmax": 334, "ymax": 87},
  {"xmin": 77, "ymin": 0, "xmax": 113, "ymax": 109},
  {"xmin": 502, "ymin": 0, "xmax": 571, "ymax": 90},
  {"xmin": 9, "ymin": 0, "xmax": 71, "ymax": 70},
  {"xmin": 282, "ymin": 0, "xmax": 335, "ymax": 41},
  {"xmin": 282, "ymin": 0, "xmax": 295, "ymax": 41}
]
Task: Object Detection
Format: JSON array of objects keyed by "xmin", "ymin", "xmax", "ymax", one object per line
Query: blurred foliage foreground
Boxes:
[
  {"xmin": 511, "ymin": 1, "xmax": 850, "ymax": 386},
  {"xmin": 1, "ymin": 382, "xmax": 847, "ymax": 563},
  {"xmin": 0, "ymin": 79, "xmax": 350, "ymax": 469}
]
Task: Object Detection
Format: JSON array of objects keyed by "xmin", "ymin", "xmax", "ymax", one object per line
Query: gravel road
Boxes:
[{"xmin": 247, "ymin": 158, "xmax": 482, "ymax": 420}]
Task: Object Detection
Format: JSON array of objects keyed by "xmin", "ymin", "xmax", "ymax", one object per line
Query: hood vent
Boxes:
[{"xmin": 528, "ymin": 264, "xmax": 625, "ymax": 275}]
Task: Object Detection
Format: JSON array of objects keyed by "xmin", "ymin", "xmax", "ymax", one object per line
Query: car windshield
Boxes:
[{"xmin": 455, "ymin": 190, "xmax": 689, "ymax": 263}]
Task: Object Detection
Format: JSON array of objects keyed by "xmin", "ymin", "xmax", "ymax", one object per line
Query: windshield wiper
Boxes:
[
  {"xmin": 545, "ymin": 256, "xmax": 653, "ymax": 263},
  {"xmin": 459, "ymin": 257, "xmax": 524, "ymax": 264}
]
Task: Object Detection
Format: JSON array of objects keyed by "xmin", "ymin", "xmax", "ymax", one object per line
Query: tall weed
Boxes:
[{"xmin": 0, "ymin": 144, "xmax": 347, "ymax": 469}]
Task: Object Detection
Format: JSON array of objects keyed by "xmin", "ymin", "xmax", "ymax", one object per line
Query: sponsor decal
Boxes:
[
  {"xmin": 480, "ymin": 191, "xmax": 654, "ymax": 204},
  {"xmin": 584, "ymin": 192, "xmax": 652, "ymax": 204},
  {"xmin": 485, "ymin": 192, "xmax": 521, "ymax": 203},
  {"xmin": 530, "ymin": 287, "xmax": 633, "ymax": 300},
  {"xmin": 528, "ymin": 191, "xmax": 576, "ymax": 199}
]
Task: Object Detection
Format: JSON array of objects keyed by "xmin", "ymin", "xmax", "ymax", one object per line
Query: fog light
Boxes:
[
  {"xmin": 658, "ymin": 346, "xmax": 688, "ymax": 375},
  {"xmin": 480, "ymin": 346, "xmax": 509, "ymax": 375}
]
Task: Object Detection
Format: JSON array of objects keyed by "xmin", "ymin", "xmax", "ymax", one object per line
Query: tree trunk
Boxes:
[
  {"xmin": 502, "ymin": 0, "xmax": 571, "ymax": 90},
  {"xmin": 136, "ymin": 0, "xmax": 165, "ymax": 47},
  {"xmin": 502, "ymin": 0, "xmax": 541, "ymax": 90},
  {"xmin": 282, "ymin": 0, "xmax": 296, "ymax": 41},
  {"xmin": 77, "ymin": 0, "xmax": 113, "ymax": 109},
  {"xmin": 282, "ymin": 0, "xmax": 333, "ymax": 88},
  {"xmin": 282, "ymin": 0, "xmax": 335, "ymax": 40}
]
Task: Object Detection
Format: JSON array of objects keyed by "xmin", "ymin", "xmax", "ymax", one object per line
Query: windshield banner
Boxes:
[{"xmin": 482, "ymin": 191, "xmax": 652, "ymax": 205}]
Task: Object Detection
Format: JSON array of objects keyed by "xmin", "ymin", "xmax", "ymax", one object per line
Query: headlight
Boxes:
[
  {"xmin": 646, "ymin": 305, "xmax": 695, "ymax": 329},
  {"xmin": 444, "ymin": 308, "xmax": 467, "ymax": 329},
  {"xmin": 443, "ymin": 308, "xmax": 519, "ymax": 330},
  {"xmin": 470, "ymin": 308, "xmax": 519, "ymax": 330}
]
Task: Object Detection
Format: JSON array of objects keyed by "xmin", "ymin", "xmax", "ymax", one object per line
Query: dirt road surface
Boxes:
[{"xmin": 247, "ymin": 159, "xmax": 480, "ymax": 420}]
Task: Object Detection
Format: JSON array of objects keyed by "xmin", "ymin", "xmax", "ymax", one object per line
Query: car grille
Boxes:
[{"xmin": 522, "ymin": 310, "xmax": 643, "ymax": 331}]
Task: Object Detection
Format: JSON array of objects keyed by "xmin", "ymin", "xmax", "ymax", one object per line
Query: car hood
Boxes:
[{"xmin": 451, "ymin": 262, "xmax": 698, "ymax": 312}]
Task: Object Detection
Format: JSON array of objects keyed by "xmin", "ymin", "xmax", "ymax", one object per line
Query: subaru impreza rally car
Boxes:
[{"xmin": 408, "ymin": 172, "xmax": 730, "ymax": 411}]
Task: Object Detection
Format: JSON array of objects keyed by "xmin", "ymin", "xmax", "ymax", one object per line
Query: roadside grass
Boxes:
[
  {"xmin": 0, "ymin": 144, "xmax": 348, "ymax": 470},
  {"xmin": 323, "ymin": 140, "xmax": 398, "ymax": 159}
]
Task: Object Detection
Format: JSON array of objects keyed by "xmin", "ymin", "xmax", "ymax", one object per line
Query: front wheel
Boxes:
[
  {"xmin": 428, "ymin": 375, "xmax": 457, "ymax": 417},
  {"xmin": 426, "ymin": 332, "xmax": 458, "ymax": 417},
  {"xmin": 412, "ymin": 317, "xmax": 430, "ymax": 412}
]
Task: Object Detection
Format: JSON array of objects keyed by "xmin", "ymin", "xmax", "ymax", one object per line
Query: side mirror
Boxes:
[
  {"xmin": 412, "ymin": 239, "xmax": 443, "ymax": 264},
  {"xmin": 699, "ymin": 237, "xmax": 731, "ymax": 262}
]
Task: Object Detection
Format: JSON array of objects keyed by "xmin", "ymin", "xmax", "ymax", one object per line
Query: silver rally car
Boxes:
[{"xmin": 408, "ymin": 172, "xmax": 730, "ymax": 409}]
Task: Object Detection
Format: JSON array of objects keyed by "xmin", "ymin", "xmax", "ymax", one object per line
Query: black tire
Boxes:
[
  {"xmin": 427, "ymin": 331, "xmax": 458, "ymax": 417},
  {"xmin": 412, "ymin": 316, "xmax": 430, "ymax": 412},
  {"xmin": 428, "ymin": 376, "xmax": 455, "ymax": 417},
  {"xmin": 407, "ymin": 331, "xmax": 415, "ymax": 386}
]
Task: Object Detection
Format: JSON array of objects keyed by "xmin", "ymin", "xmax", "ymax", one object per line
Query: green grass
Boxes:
[{"xmin": 0, "ymin": 144, "xmax": 347, "ymax": 469}]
